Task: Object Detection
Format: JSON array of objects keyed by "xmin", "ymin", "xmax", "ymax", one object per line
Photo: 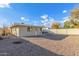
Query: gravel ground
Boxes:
[
  {"xmin": 1, "ymin": 33, "xmax": 79, "ymax": 56},
  {"xmin": 0, "ymin": 35, "xmax": 61, "ymax": 56},
  {"xmin": 22, "ymin": 34, "xmax": 79, "ymax": 56}
]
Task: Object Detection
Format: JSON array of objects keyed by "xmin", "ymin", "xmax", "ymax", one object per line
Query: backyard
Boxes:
[
  {"xmin": 0, "ymin": 35, "xmax": 60, "ymax": 56},
  {"xmin": 22, "ymin": 34, "xmax": 79, "ymax": 56},
  {"xmin": 0, "ymin": 33, "xmax": 79, "ymax": 56}
]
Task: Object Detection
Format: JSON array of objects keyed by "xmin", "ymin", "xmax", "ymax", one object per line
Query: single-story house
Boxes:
[{"xmin": 10, "ymin": 23, "xmax": 43, "ymax": 37}]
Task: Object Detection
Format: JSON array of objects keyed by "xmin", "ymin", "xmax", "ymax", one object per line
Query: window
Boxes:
[
  {"xmin": 40, "ymin": 28, "xmax": 42, "ymax": 31},
  {"xmin": 27, "ymin": 27, "xmax": 30, "ymax": 32}
]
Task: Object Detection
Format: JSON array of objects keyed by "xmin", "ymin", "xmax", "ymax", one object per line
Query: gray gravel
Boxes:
[{"xmin": 0, "ymin": 36, "xmax": 61, "ymax": 56}]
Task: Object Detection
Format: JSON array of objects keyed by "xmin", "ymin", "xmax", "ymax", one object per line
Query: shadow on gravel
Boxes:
[
  {"xmin": 26, "ymin": 32, "xmax": 68, "ymax": 40},
  {"xmin": 0, "ymin": 36, "xmax": 62, "ymax": 56},
  {"xmin": 0, "ymin": 37, "xmax": 3, "ymax": 40},
  {"xmin": 42, "ymin": 32, "xmax": 68, "ymax": 40},
  {"xmin": 42, "ymin": 35, "xmax": 68, "ymax": 40},
  {"xmin": 12, "ymin": 41, "xmax": 22, "ymax": 44}
]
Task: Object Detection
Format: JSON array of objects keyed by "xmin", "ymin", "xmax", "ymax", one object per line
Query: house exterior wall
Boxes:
[
  {"xmin": 11, "ymin": 26, "xmax": 42, "ymax": 36},
  {"xmin": 11, "ymin": 27, "xmax": 19, "ymax": 36},
  {"xmin": 19, "ymin": 26, "xmax": 42, "ymax": 36}
]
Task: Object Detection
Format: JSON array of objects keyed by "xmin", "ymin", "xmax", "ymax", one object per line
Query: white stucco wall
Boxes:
[
  {"xmin": 16, "ymin": 28, "xmax": 19, "ymax": 36},
  {"xmin": 11, "ymin": 27, "xmax": 19, "ymax": 36}
]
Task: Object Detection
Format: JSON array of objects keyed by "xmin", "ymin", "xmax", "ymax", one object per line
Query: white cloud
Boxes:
[
  {"xmin": 21, "ymin": 17, "xmax": 25, "ymax": 20},
  {"xmin": 62, "ymin": 10, "xmax": 67, "ymax": 13},
  {"xmin": 44, "ymin": 19, "xmax": 48, "ymax": 22},
  {"xmin": 0, "ymin": 0, "xmax": 11, "ymax": 8},
  {"xmin": 21, "ymin": 17, "xmax": 29, "ymax": 21},
  {"xmin": 0, "ymin": 3, "xmax": 10, "ymax": 8},
  {"xmin": 55, "ymin": 16, "xmax": 70, "ymax": 24},
  {"xmin": 62, "ymin": 16, "xmax": 69, "ymax": 22},
  {"xmin": 40, "ymin": 14, "xmax": 48, "ymax": 19},
  {"xmin": 41, "ymin": 14, "xmax": 55, "ymax": 27},
  {"xmin": 41, "ymin": 20, "xmax": 44, "ymax": 23},
  {"xmin": 43, "ymin": 23, "xmax": 47, "ymax": 26},
  {"xmin": 49, "ymin": 18, "xmax": 54, "ymax": 22},
  {"xmin": 41, "ymin": 14, "xmax": 70, "ymax": 28}
]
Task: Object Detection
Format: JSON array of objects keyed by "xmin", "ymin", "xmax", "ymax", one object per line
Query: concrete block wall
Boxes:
[{"xmin": 49, "ymin": 29, "xmax": 79, "ymax": 35}]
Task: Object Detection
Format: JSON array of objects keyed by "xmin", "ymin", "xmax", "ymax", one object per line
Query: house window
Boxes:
[
  {"xmin": 27, "ymin": 27, "xmax": 30, "ymax": 32},
  {"xmin": 40, "ymin": 28, "xmax": 42, "ymax": 31}
]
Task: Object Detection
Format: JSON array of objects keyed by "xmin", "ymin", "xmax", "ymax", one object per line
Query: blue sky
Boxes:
[{"xmin": 0, "ymin": 3, "xmax": 78, "ymax": 28}]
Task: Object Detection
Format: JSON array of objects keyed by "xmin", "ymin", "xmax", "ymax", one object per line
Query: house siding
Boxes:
[
  {"xmin": 11, "ymin": 27, "xmax": 19, "ymax": 36},
  {"xmin": 19, "ymin": 26, "xmax": 42, "ymax": 36},
  {"xmin": 11, "ymin": 26, "xmax": 42, "ymax": 37}
]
